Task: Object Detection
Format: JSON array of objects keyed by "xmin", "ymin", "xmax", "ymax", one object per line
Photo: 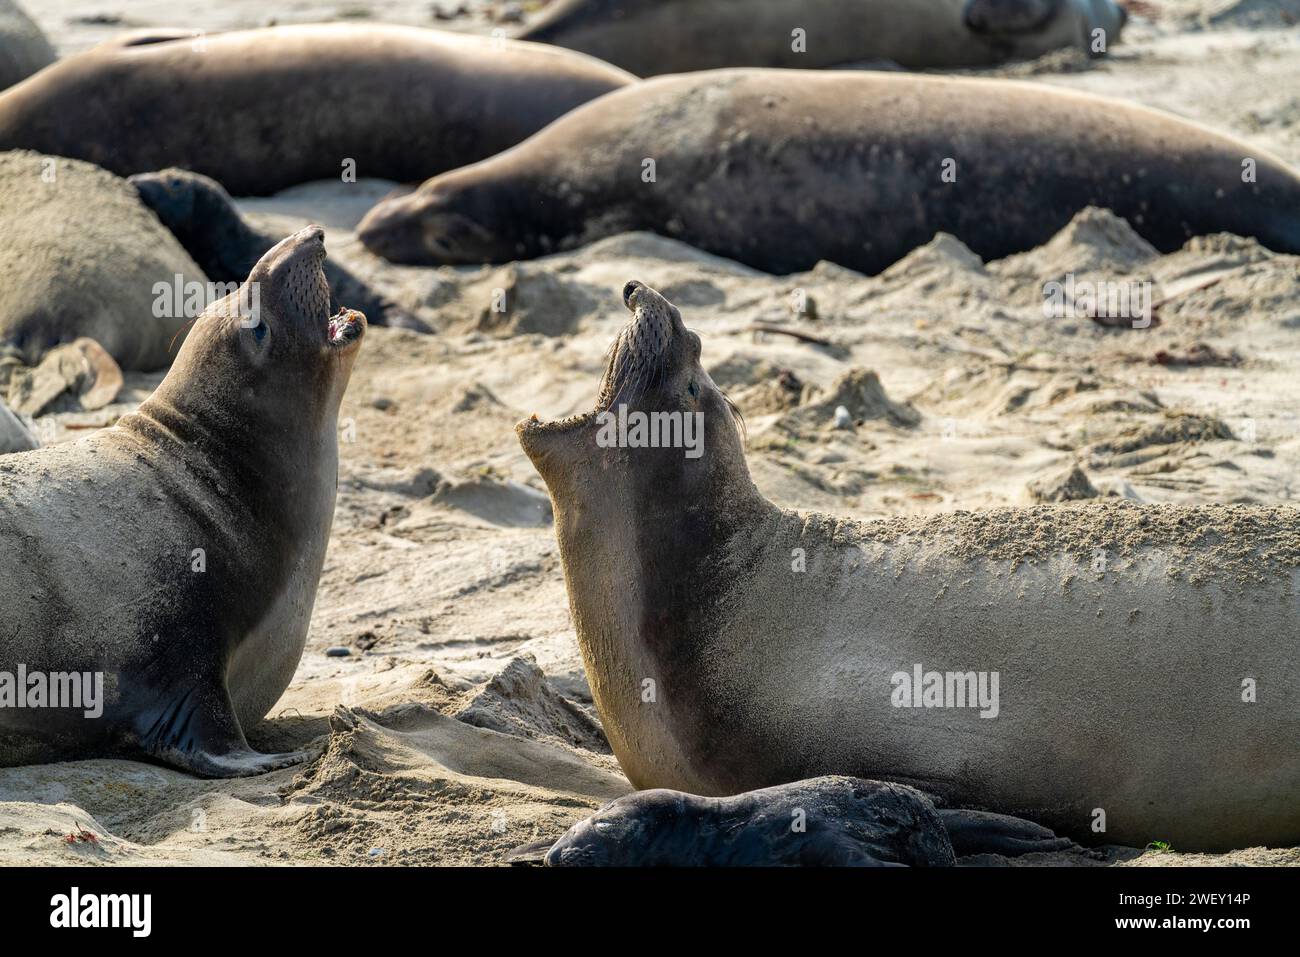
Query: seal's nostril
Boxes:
[{"xmin": 622, "ymin": 281, "xmax": 640, "ymax": 309}]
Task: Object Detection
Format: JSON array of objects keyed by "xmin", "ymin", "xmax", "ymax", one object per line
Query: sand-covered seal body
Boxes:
[
  {"xmin": 519, "ymin": 281, "xmax": 1300, "ymax": 851},
  {"xmin": 0, "ymin": 1, "xmax": 54, "ymax": 91},
  {"xmin": 520, "ymin": 0, "xmax": 1125, "ymax": 75},
  {"xmin": 0, "ymin": 24, "xmax": 634, "ymax": 195},
  {"xmin": 361, "ymin": 70, "xmax": 1300, "ymax": 275},
  {"xmin": 0, "ymin": 151, "xmax": 204, "ymax": 370},
  {"xmin": 0, "ymin": 227, "xmax": 365, "ymax": 776},
  {"xmin": 129, "ymin": 168, "xmax": 426, "ymax": 332}
]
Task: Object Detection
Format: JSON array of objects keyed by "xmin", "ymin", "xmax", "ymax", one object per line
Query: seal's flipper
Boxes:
[
  {"xmin": 136, "ymin": 681, "xmax": 311, "ymax": 778},
  {"xmin": 939, "ymin": 808, "xmax": 1079, "ymax": 857},
  {"xmin": 504, "ymin": 840, "xmax": 556, "ymax": 866}
]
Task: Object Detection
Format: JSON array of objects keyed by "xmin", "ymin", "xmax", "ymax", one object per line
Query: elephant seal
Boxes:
[
  {"xmin": 360, "ymin": 69, "xmax": 1300, "ymax": 275},
  {"xmin": 517, "ymin": 776, "xmax": 1077, "ymax": 866},
  {"xmin": 0, "ymin": 150, "xmax": 204, "ymax": 370},
  {"xmin": 129, "ymin": 169, "xmax": 428, "ymax": 333},
  {"xmin": 518, "ymin": 280, "xmax": 1300, "ymax": 851},
  {"xmin": 0, "ymin": 226, "xmax": 365, "ymax": 777},
  {"xmin": 519, "ymin": 0, "xmax": 1126, "ymax": 76},
  {"xmin": 546, "ymin": 777, "xmax": 955, "ymax": 866},
  {"xmin": 0, "ymin": 397, "xmax": 36, "ymax": 453},
  {"xmin": 0, "ymin": 0, "xmax": 55, "ymax": 91},
  {"xmin": 0, "ymin": 24, "xmax": 633, "ymax": 196}
]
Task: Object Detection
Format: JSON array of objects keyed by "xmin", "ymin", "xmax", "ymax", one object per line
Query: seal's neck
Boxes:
[{"xmin": 543, "ymin": 431, "xmax": 778, "ymax": 791}]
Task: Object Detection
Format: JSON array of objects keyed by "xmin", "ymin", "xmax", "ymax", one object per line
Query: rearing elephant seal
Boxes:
[
  {"xmin": 518, "ymin": 280, "xmax": 1300, "ymax": 851},
  {"xmin": 519, "ymin": 0, "xmax": 1126, "ymax": 75},
  {"xmin": 359, "ymin": 70, "xmax": 1300, "ymax": 274},
  {"xmin": 0, "ymin": 226, "xmax": 365, "ymax": 776},
  {"xmin": 0, "ymin": 24, "xmax": 633, "ymax": 195}
]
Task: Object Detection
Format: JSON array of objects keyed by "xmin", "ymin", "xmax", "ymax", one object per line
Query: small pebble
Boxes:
[
  {"xmin": 833, "ymin": 405, "xmax": 852, "ymax": 430},
  {"xmin": 368, "ymin": 847, "xmax": 385, "ymax": 858},
  {"xmin": 325, "ymin": 646, "xmax": 352, "ymax": 658}
]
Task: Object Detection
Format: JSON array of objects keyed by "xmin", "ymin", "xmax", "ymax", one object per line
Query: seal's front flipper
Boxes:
[
  {"xmin": 136, "ymin": 682, "xmax": 311, "ymax": 778},
  {"xmin": 962, "ymin": 0, "xmax": 1060, "ymax": 35},
  {"xmin": 504, "ymin": 840, "xmax": 556, "ymax": 866},
  {"xmin": 939, "ymin": 808, "xmax": 1079, "ymax": 858}
]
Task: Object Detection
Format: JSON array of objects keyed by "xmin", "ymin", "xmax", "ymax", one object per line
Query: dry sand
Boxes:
[{"xmin": 3, "ymin": 0, "xmax": 1300, "ymax": 865}]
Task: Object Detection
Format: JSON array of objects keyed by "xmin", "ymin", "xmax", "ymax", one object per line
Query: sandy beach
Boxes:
[{"xmin": 2, "ymin": 0, "xmax": 1300, "ymax": 867}]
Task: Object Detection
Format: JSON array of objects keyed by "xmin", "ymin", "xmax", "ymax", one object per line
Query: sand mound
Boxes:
[
  {"xmin": 454, "ymin": 655, "xmax": 609, "ymax": 754},
  {"xmin": 731, "ymin": 368, "xmax": 808, "ymax": 415},
  {"xmin": 0, "ymin": 151, "xmax": 206, "ymax": 370},
  {"xmin": 780, "ymin": 369, "xmax": 921, "ymax": 431},
  {"xmin": 1027, "ymin": 464, "xmax": 1101, "ymax": 503},
  {"xmin": 473, "ymin": 265, "xmax": 601, "ymax": 337},
  {"xmin": 993, "ymin": 207, "xmax": 1158, "ymax": 279},
  {"xmin": 1086, "ymin": 411, "xmax": 1235, "ymax": 460}
]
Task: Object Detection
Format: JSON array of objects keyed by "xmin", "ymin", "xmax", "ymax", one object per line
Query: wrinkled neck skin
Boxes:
[
  {"xmin": 115, "ymin": 313, "xmax": 348, "ymax": 550},
  {"xmin": 524, "ymin": 405, "xmax": 779, "ymax": 793}
]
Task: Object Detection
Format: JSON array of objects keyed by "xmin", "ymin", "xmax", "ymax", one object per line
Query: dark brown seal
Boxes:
[
  {"xmin": 0, "ymin": 24, "xmax": 634, "ymax": 195},
  {"xmin": 360, "ymin": 69, "xmax": 1300, "ymax": 275},
  {"xmin": 519, "ymin": 0, "xmax": 1127, "ymax": 76}
]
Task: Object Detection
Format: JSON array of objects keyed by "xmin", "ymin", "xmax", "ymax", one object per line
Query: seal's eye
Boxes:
[
  {"xmin": 688, "ymin": 381, "xmax": 699, "ymax": 398},
  {"xmin": 250, "ymin": 320, "xmax": 267, "ymax": 343}
]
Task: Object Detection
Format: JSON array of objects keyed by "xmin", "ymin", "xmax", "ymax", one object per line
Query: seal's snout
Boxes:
[
  {"xmin": 358, "ymin": 196, "xmax": 428, "ymax": 265},
  {"xmin": 622, "ymin": 280, "xmax": 642, "ymax": 310}
]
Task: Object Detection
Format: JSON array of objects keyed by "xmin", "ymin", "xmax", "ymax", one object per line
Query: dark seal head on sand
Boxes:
[{"xmin": 520, "ymin": 281, "xmax": 1300, "ymax": 852}]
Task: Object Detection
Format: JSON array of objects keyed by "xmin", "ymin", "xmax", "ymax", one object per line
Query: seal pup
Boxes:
[
  {"xmin": 518, "ymin": 280, "xmax": 1300, "ymax": 851},
  {"xmin": 359, "ymin": 70, "xmax": 1300, "ymax": 274},
  {"xmin": 0, "ymin": 24, "xmax": 634, "ymax": 196},
  {"xmin": 0, "ymin": 226, "xmax": 365, "ymax": 777},
  {"xmin": 545, "ymin": 777, "xmax": 955, "ymax": 866},
  {"xmin": 129, "ymin": 169, "xmax": 428, "ymax": 333},
  {"xmin": 0, "ymin": 0, "xmax": 55, "ymax": 91},
  {"xmin": 0, "ymin": 151, "xmax": 204, "ymax": 370},
  {"xmin": 519, "ymin": 0, "xmax": 1126, "ymax": 76},
  {"xmin": 509, "ymin": 776, "xmax": 1077, "ymax": 866}
]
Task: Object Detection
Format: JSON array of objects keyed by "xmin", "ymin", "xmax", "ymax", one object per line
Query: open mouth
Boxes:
[
  {"xmin": 327, "ymin": 307, "xmax": 366, "ymax": 349},
  {"xmin": 520, "ymin": 281, "xmax": 664, "ymax": 438}
]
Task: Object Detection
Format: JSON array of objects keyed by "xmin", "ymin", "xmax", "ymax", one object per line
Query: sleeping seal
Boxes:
[
  {"xmin": 0, "ymin": 226, "xmax": 365, "ymax": 776},
  {"xmin": 359, "ymin": 69, "xmax": 1300, "ymax": 275},
  {"xmin": 525, "ymin": 776, "xmax": 1076, "ymax": 866},
  {"xmin": 519, "ymin": 0, "xmax": 1126, "ymax": 75},
  {"xmin": 0, "ymin": 24, "xmax": 633, "ymax": 195},
  {"xmin": 0, "ymin": 0, "xmax": 55, "ymax": 91},
  {"xmin": 517, "ymin": 280, "xmax": 1300, "ymax": 851}
]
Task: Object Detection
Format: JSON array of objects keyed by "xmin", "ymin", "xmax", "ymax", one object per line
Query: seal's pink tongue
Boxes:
[{"xmin": 327, "ymin": 308, "xmax": 366, "ymax": 347}]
